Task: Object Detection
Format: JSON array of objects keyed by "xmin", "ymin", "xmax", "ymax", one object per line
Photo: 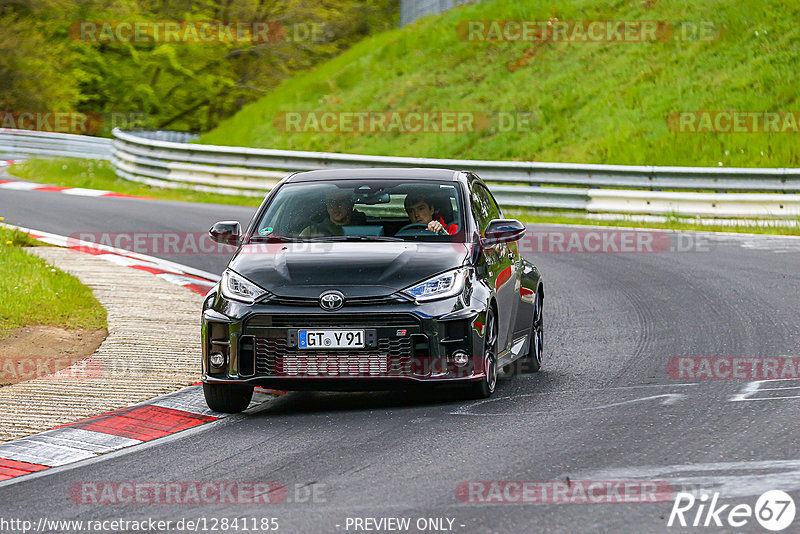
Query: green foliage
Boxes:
[
  {"xmin": 1, "ymin": 0, "xmax": 398, "ymax": 134},
  {"xmin": 0, "ymin": 7, "xmax": 81, "ymax": 110},
  {"xmin": 201, "ymin": 0, "xmax": 800, "ymax": 168}
]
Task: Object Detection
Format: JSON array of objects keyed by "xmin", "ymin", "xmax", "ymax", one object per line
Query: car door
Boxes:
[{"xmin": 469, "ymin": 179, "xmax": 519, "ymax": 357}]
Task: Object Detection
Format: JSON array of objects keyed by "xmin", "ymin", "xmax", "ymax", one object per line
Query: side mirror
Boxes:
[
  {"xmin": 209, "ymin": 221, "xmax": 241, "ymax": 245},
  {"xmin": 481, "ymin": 219, "xmax": 526, "ymax": 247}
]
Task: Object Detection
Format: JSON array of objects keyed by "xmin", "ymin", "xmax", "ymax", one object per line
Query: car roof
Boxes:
[{"xmin": 284, "ymin": 168, "xmax": 463, "ymax": 183}]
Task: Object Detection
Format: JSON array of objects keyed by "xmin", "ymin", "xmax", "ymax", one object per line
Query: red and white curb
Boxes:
[
  {"xmin": 0, "ymin": 225, "xmax": 255, "ymax": 484},
  {"xmin": 0, "ymin": 178, "xmax": 149, "ymax": 199},
  {"xmin": 5, "ymin": 224, "xmax": 219, "ymax": 296},
  {"xmin": 0, "ymin": 160, "xmax": 21, "ymax": 166},
  {"xmin": 0, "ymin": 386, "xmax": 281, "ymax": 483}
]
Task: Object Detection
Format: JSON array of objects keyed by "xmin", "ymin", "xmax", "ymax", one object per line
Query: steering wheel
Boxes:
[
  {"xmin": 395, "ymin": 222, "xmax": 447, "ymax": 237},
  {"xmin": 396, "ymin": 223, "xmax": 431, "ymax": 234}
]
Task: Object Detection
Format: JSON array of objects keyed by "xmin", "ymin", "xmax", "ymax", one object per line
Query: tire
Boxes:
[
  {"xmin": 203, "ymin": 382, "xmax": 253, "ymax": 413},
  {"xmin": 522, "ymin": 291, "xmax": 543, "ymax": 373},
  {"xmin": 466, "ymin": 307, "xmax": 498, "ymax": 399}
]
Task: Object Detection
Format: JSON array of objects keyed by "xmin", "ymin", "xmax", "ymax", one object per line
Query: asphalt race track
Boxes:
[{"xmin": 2, "ymin": 180, "xmax": 800, "ymax": 533}]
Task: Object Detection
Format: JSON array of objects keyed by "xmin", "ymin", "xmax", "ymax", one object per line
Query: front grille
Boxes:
[
  {"xmin": 283, "ymin": 353, "xmax": 388, "ymax": 376},
  {"xmin": 269, "ymin": 294, "xmax": 411, "ymax": 307},
  {"xmin": 255, "ymin": 337, "xmax": 413, "ymax": 377},
  {"xmin": 248, "ymin": 313, "xmax": 420, "ymax": 328}
]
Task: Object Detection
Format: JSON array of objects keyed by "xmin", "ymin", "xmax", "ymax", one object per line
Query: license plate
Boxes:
[{"xmin": 298, "ymin": 329, "xmax": 365, "ymax": 349}]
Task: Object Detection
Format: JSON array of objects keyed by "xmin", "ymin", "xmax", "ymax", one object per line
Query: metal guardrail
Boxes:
[
  {"xmin": 110, "ymin": 129, "xmax": 800, "ymax": 218},
  {"xmin": 125, "ymin": 130, "xmax": 200, "ymax": 143},
  {"xmin": 2, "ymin": 128, "xmax": 799, "ymax": 218},
  {"xmin": 0, "ymin": 129, "xmax": 112, "ymax": 161},
  {"xmin": 400, "ymin": 0, "xmax": 479, "ymax": 26}
]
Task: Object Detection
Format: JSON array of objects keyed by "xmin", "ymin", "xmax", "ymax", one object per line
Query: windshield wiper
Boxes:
[
  {"xmin": 248, "ymin": 236, "xmax": 303, "ymax": 243},
  {"xmin": 307, "ymin": 235, "xmax": 405, "ymax": 242}
]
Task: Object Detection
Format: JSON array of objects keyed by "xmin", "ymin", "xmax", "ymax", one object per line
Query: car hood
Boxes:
[{"xmin": 228, "ymin": 241, "xmax": 470, "ymax": 298}]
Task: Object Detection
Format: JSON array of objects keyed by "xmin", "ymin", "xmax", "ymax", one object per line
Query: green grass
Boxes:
[
  {"xmin": 0, "ymin": 227, "xmax": 107, "ymax": 339},
  {"xmin": 507, "ymin": 210, "xmax": 800, "ymax": 235},
  {"xmin": 8, "ymin": 159, "xmax": 262, "ymax": 207},
  {"xmin": 200, "ymin": 0, "xmax": 800, "ymax": 168},
  {"xmin": 0, "ymin": 224, "xmax": 45, "ymax": 247}
]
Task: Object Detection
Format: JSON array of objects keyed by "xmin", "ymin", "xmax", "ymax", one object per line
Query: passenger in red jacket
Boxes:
[{"xmin": 403, "ymin": 193, "xmax": 459, "ymax": 235}]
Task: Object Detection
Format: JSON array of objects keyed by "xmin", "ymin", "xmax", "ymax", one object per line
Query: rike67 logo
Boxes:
[{"xmin": 668, "ymin": 490, "xmax": 796, "ymax": 531}]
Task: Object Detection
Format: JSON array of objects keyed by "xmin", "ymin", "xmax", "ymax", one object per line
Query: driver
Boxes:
[
  {"xmin": 403, "ymin": 193, "xmax": 459, "ymax": 235},
  {"xmin": 300, "ymin": 189, "xmax": 366, "ymax": 237}
]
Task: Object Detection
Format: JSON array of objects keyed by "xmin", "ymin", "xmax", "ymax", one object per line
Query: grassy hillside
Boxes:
[
  {"xmin": 200, "ymin": 0, "xmax": 800, "ymax": 167},
  {"xmin": 0, "ymin": 226, "xmax": 106, "ymax": 339}
]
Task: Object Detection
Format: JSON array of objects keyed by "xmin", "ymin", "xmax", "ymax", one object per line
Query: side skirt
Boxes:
[{"xmin": 496, "ymin": 334, "xmax": 529, "ymax": 368}]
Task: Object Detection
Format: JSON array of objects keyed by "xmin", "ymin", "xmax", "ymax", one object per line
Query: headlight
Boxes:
[
  {"xmin": 402, "ymin": 268, "xmax": 468, "ymax": 302},
  {"xmin": 220, "ymin": 270, "xmax": 269, "ymax": 304}
]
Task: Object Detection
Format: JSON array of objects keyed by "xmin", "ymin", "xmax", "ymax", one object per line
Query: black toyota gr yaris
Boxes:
[{"xmin": 202, "ymin": 168, "xmax": 544, "ymax": 412}]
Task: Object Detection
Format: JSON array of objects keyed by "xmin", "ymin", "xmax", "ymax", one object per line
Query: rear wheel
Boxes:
[
  {"xmin": 466, "ymin": 308, "xmax": 497, "ymax": 399},
  {"xmin": 522, "ymin": 292, "xmax": 543, "ymax": 373},
  {"xmin": 203, "ymin": 382, "xmax": 253, "ymax": 413}
]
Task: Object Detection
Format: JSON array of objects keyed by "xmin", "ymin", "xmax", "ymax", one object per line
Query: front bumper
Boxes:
[{"xmin": 201, "ymin": 296, "xmax": 487, "ymax": 390}]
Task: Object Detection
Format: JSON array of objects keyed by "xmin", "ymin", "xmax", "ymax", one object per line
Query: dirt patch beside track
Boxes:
[{"xmin": 0, "ymin": 326, "xmax": 107, "ymax": 387}]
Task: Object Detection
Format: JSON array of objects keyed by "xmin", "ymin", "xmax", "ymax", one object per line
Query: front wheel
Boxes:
[
  {"xmin": 203, "ymin": 382, "xmax": 253, "ymax": 413},
  {"xmin": 466, "ymin": 308, "xmax": 498, "ymax": 399}
]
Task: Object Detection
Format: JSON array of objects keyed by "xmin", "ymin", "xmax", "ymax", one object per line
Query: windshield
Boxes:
[{"xmin": 250, "ymin": 179, "xmax": 466, "ymax": 242}]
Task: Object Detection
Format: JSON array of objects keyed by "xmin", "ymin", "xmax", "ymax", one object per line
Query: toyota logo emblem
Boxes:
[{"xmin": 319, "ymin": 290, "xmax": 345, "ymax": 311}]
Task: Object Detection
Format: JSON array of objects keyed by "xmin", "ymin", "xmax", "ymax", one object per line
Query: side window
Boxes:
[{"xmin": 470, "ymin": 183, "xmax": 501, "ymax": 233}]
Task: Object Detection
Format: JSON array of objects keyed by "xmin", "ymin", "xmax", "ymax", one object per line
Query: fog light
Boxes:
[
  {"xmin": 209, "ymin": 352, "xmax": 225, "ymax": 368},
  {"xmin": 452, "ymin": 350, "xmax": 469, "ymax": 367}
]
